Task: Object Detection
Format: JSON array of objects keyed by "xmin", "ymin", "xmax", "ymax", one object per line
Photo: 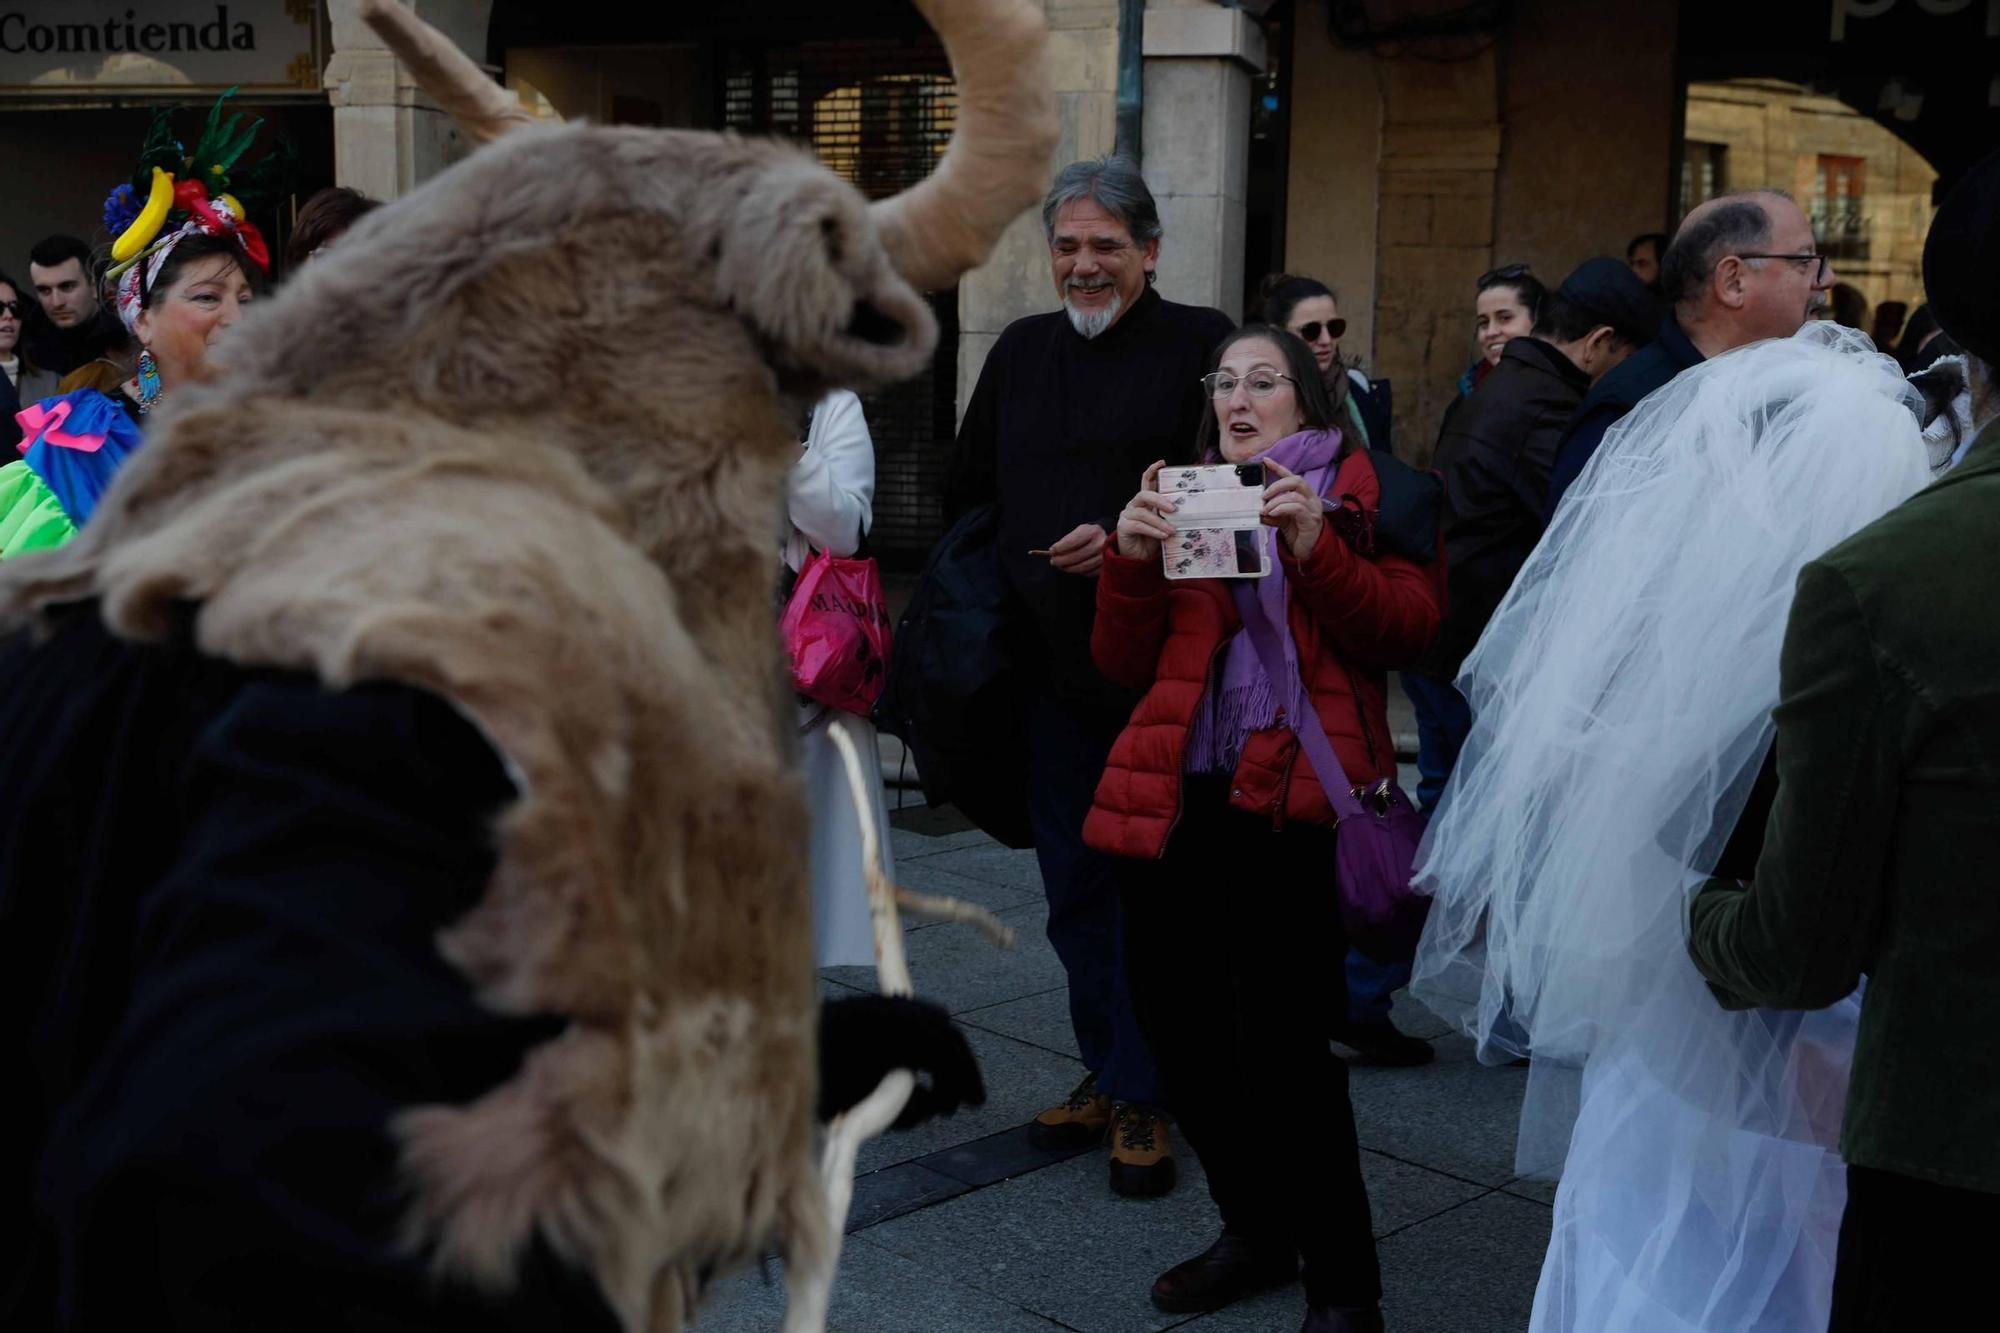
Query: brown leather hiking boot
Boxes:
[
  {"xmin": 1027, "ymin": 1072, "xmax": 1112, "ymax": 1150},
  {"xmin": 1109, "ymin": 1102, "xmax": 1177, "ymax": 1197}
]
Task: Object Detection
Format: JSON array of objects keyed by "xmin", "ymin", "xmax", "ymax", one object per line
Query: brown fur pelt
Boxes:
[{"xmin": 0, "ymin": 126, "xmax": 952, "ymax": 1330}]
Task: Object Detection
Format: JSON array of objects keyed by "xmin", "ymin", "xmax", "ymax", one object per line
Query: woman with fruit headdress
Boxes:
[{"xmin": 0, "ymin": 91, "xmax": 282, "ymax": 559}]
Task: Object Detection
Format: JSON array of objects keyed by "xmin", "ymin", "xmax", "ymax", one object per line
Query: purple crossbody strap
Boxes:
[{"xmin": 1230, "ymin": 582, "xmax": 1365, "ymax": 822}]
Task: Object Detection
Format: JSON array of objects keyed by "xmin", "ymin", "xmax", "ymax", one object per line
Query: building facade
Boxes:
[
  {"xmin": 1683, "ymin": 78, "xmax": 1937, "ymax": 333},
  {"xmin": 5, "ymin": 0, "xmax": 1991, "ymax": 557}
]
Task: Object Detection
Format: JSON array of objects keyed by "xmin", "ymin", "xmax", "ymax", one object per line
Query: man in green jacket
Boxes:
[{"xmin": 1686, "ymin": 149, "xmax": 2000, "ymax": 1333}]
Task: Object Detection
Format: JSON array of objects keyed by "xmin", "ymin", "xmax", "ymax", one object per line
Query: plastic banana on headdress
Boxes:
[{"xmin": 103, "ymin": 88, "xmax": 293, "ymax": 332}]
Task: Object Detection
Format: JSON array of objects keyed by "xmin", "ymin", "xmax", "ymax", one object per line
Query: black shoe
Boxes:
[
  {"xmin": 1302, "ymin": 1304, "xmax": 1385, "ymax": 1333},
  {"xmin": 1107, "ymin": 1102, "xmax": 1176, "ymax": 1198},
  {"xmin": 1150, "ymin": 1232, "xmax": 1298, "ymax": 1314},
  {"xmin": 1331, "ymin": 1017, "xmax": 1434, "ymax": 1067}
]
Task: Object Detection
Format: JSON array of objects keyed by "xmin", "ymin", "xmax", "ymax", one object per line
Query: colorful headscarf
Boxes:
[{"xmin": 102, "ymin": 87, "xmax": 291, "ymax": 331}]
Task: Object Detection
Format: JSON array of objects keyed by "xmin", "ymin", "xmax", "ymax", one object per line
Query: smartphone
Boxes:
[{"xmin": 1156, "ymin": 462, "xmax": 1271, "ymax": 580}]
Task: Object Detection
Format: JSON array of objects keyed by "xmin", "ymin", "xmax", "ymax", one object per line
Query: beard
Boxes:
[{"xmin": 1063, "ymin": 282, "xmax": 1123, "ymax": 339}]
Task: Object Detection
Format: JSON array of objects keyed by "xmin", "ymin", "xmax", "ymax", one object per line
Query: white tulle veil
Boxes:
[{"xmin": 1408, "ymin": 323, "xmax": 1933, "ymax": 1331}]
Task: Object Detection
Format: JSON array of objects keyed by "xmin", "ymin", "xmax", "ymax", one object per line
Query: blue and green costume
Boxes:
[{"xmin": 0, "ymin": 390, "xmax": 144, "ymax": 558}]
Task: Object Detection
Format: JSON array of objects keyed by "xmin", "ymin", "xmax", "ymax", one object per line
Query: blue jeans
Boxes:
[
  {"xmin": 1399, "ymin": 672, "xmax": 1473, "ymax": 816},
  {"xmin": 1026, "ymin": 692, "xmax": 1160, "ymax": 1106}
]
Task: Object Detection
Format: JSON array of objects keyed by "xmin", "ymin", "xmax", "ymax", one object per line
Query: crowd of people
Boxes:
[
  {"xmin": 1, "ymin": 48, "xmax": 1993, "ymax": 1333},
  {"xmin": 921, "ymin": 148, "xmax": 1996, "ymax": 1333}
]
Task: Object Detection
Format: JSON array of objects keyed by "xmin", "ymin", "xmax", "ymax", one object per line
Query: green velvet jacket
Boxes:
[{"xmin": 1687, "ymin": 417, "xmax": 2000, "ymax": 1194}]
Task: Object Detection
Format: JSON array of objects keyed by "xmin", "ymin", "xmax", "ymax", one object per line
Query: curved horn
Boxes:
[
  {"xmin": 871, "ymin": 0, "xmax": 1058, "ymax": 291},
  {"xmin": 356, "ymin": 0, "xmax": 536, "ymax": 145}
]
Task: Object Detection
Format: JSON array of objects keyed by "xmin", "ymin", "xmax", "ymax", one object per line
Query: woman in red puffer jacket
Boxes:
[{"xmin": 1088, "ymin": 325, "xmax": 1440, "ymax": 1333}]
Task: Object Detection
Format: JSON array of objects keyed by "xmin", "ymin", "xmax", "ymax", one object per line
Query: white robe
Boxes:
[{"xmin": 786, "ymin": 390, "xmax": 894, "ymax": 968}]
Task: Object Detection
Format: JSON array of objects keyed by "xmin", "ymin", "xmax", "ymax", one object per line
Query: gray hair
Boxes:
[
  {"xmin": 1661, "ymin": 190, "xmax": 1791, "ymax": 308},
  {"xmin": 1041, "ymin": 156, "xmax": 1163, "ymax": 244}
]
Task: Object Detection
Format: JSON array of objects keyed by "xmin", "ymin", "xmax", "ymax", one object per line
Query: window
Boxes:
[
  {"xmin": 1679, "ymin": 141, "xmax": 1727, "ymax": 215},
  {"xmin": 1813, "ymin": 155, "xmax": 1868, "ymax": 261}
]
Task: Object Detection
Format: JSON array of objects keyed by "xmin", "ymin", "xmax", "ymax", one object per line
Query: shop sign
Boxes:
[{"xmin": 0, "ymin": 1, "xmax": 319, "ymax": 96}]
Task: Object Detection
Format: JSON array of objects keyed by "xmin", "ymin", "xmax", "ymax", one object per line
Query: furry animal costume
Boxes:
[{"xmin": 0, "ymin": 2, "xmax": 1054, "ymax": 1328}]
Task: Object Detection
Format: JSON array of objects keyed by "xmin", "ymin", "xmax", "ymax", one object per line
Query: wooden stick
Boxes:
[
  {"xmin": 783, "ymin": 717, "xmax": 914, "ymax": 1332},
  {"xmin": 783, "ymin": 716, "xmax": 1017, "ymax": 1330},
  {"xmin": 895, "ymin": 886, "xmax": 1017, "ymax": 949}
]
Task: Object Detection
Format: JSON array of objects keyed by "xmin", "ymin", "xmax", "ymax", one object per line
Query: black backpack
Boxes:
[{"xmin": 871, "ymin": 503, "xmax": 1034, "ymax": 848}]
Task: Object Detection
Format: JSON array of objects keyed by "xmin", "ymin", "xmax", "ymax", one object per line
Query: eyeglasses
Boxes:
[
  {"xmin": 1736, "ymin": 252, "xmax": 1829, "ymax": 284},
  {"xmin": 1200, "ymin": 370, "xmax": 1295, "ymax": 399},
  {"xmin": 0, "ymin": 300, "xmax": 25, "ymax": 318},
  {"xmin": 1293, "ymin": 318, "xmax": 1347, "ymax": 342},
  {"xmin": 1479, "ymin": 263, "xmax": 1532, "ymax": 287}
]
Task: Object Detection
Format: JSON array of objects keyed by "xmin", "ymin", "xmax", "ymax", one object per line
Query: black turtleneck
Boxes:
[
  {"xmin": 21, "ymin": 304, "xmax": 129, "ymax": 378},
  {"xmin": 945, "ymin": 285, "xmax": 1233, "ymax": 704}
]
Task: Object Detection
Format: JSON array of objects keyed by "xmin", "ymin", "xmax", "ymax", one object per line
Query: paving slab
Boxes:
[
  {"xmin": 860, "ymin": 1142, "xmax": 1488, "ymax": 1333},
  {"xmin": 1374, "ymin": 1191, "xmax": 1551, "ymax": 1332},
  {"xmin": 1501, "ymin": 1175, "xmax": 1559, "ymax": 1206},
  {"xmin": 926, "ymin": 841, "xmax": 1047, "ymax": 896},
  {"xmin": 1347, "ymin": 1033, "xmax": 1529, "ymax": 1187},
  {"xmin": 691, "ymin": 1233, "xmax": 1070, "ymax": 1333},
  {"xmin": 856, "ymin": 1024, "xmax": 1086, "ymax": 1175},
  {"xmin": 891, "ymin": 823, "xmax": 992, "ymax": 855},
  {"xmin": 845, "ymin": 1161, "xmax": 973, "ymax": 1231},
  {"xmin": 826, "ymin": 900, "xmax": 1066, "ymax": 1017},
  {"xmin": 960, "ymin": 985, "xmax": 1083, "ymax": 1061}
]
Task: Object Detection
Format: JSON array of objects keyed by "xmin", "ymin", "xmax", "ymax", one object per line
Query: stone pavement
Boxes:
[{"xmin": 696, "ymin": 730, "xmax": 1554, "ymax": 1332}]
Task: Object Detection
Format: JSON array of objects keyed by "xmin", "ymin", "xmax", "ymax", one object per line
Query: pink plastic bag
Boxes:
[{"xmin": 782, "ymin": 550, "xmax": 893, "ymax": 715}]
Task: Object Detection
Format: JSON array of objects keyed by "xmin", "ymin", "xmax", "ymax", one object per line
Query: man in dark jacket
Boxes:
[
  {"xmin": 22, "ymin": 235, "xmax": 129, "ymax": 378},
  {"xmin": 1546, "ymin": 190, "xmax": 1834, "ymax": 515},
  {"xmin": 1375, "ymin": 259, "xmax": 1655, "ymax": 1064},
  {"xmin": 945, "ymin": 156, "xmax": 1232, "ymax": 1198},
  {"xmin": 1420, "ymin": 258, "xmax": 1656, "ymax": 685},
  {"xmin": 1686, "ymin": 151, "xmax": 2000, "ymax": 1332}
]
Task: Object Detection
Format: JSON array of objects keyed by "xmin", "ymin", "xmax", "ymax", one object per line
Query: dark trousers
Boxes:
[
  {"xmin": 1120, "ymin": 777, "xmax": 1382, "ymax": 1308},
  {"xmin": 1025, "ymin": 691, "xmax": 1159, "ymax": 1106},
  {"xmin": 1828, "ymin": 1164, "xmax": 1998, "ymax": 1331},
  {"xmin": 1343, "ymin": 948, "xmax": 1410, "ymax": 1025},
  {"xmin": 1399, "ymin": 672, "xmax": 1472, "ymax": 815}
]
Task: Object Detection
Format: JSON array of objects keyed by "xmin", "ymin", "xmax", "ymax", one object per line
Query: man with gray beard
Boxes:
[{"xmin": 946, "ymin": 157, "xmax": 1231, "ymax": 1199}]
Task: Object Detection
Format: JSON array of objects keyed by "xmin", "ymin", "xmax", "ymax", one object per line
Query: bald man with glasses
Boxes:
[{"xmin": 1546, "ymin": 190, "xmax": 1835, "ymax": 515}]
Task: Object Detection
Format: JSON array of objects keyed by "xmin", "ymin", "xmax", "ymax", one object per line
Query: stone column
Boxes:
[
  {"xmin": 1140, "ymin": 0, "xmax": 1264, "ymax": 314},
  {"xmin": 1370, "ymin": 52, "xmax": 1502, "ymax": 464},
  {"xmin": 324, "ymin": 0, "xmax": 496, "ymax": 201},
  {"xmin": 956, "ymin": 0, "xmax": 1123, "ymax": 423}
]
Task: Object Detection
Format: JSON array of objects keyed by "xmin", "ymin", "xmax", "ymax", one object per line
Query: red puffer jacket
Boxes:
[{"xmin": 1083, "ymin": 449, "xmax": 1442, "ymax": 861}]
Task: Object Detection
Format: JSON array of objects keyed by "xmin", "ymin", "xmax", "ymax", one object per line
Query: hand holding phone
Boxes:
[
  {"xmin": 1115, "ymin": 460, "xmax": 1178, "ymax": 561},
  {"xmin": 1261, "ymin": 459, "xmax": 1325, "ymax": 560}
]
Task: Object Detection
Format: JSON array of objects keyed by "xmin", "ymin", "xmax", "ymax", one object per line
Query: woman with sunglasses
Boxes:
[
  {"xmin": 1261, "ymin": 274, "xmax": 1389, "ymax": 453},
  {"xmin": 0, "ymin": 273, "xmax": 61, "ymax": 453},
  {"xmin": 1085, "ymin": 324, "xmax": 1442, "ymax": 1333}
]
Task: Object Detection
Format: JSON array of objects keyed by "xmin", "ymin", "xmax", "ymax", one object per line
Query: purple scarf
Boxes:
[{"xmin": 1184, "ymin": 428, "xmax": 1343, "ymax": 774}]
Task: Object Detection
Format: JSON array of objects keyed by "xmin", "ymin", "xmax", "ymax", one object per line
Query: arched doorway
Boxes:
[{"xmin": 1677, "ymin": 77, "xmax": 1940, "ymax": 348}]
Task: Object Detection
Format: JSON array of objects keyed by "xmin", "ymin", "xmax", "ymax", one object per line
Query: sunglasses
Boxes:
[
  {"xmin": 1294, "ymin": 318, "xmax": 1347, "ymax": 342},
  {"xmin": 1479, "ymin": 263, "xmax": 1532, "ymax": 287},
  {"xmin": 0, "ymin": 300, "xmax": 26, "ymax": 318}
]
